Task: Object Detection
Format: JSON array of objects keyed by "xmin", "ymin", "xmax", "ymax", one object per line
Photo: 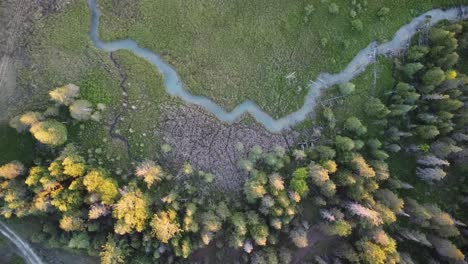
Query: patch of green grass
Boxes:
[
  {"xmin": 7, "ymin": 255, "xmax": 25, "ymax": 264},
  {"xmin": 111, "ymin": 50, "xmax": 179, "ymax": 160},
  {"xmin": 20, "ymin": 1, "xmax": 121, "ymax": 109},
  {"xmin": 0, "ymin": 125, "xmax": 34, "ymax": 165},
  {"xmin": 68, "ymin": 120, "xmax": 131, "ymax": 173},
  {"xmin": 15, "ymin": 1, "xmax": 132, "ymax": 165},
  {"xmin": 79, "ymin": 69, "xmax": 120, "ymax": 105},
  {"xmin": 97, "ymin": 0, "xmax": 466, "ymax": 118}
]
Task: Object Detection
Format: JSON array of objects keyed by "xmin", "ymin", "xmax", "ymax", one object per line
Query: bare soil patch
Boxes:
[{"xmin": 162, "ymin": 104, "xmax": 299, "ymax": 190}]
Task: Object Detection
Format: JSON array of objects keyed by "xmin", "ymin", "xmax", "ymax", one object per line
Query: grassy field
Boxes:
[
  {"xmin": 6, "ymin": 0, "xmax": 468, "ymax": 170},
  {"xmin": 23, "ymin": 1, "xmax": 131, "ymax": 168},
  {"xmin": 97, "ymin": 0, "xmax": 467, "ymax": 118},
  {"xmin": 0, "ymin": 125, "xmax": 34, "ymax": 165},
  {"xmin": 4, "ymin": 0, "xmax": 199, "ymax": 170},
  {"xmin": 109, "ymin": 50, "xmax": 179, "ymax": 160}
]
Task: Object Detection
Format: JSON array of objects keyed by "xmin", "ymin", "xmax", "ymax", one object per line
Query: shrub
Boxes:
[
  {"xmin": 338, "ymin": 82, "xmax": 355, "ymax": 95},
  {"xmin": 49, "ymin": 84, "xmax": 80, "ymax": 105},
  {"xmin": 328, "ymin": 3, "xmax": 339, "ymax": 14},
  {"xmin": 377, "ymin": 7, "xmax": 390, "ymax": 17},
  {"xmin": 69, "ymin": 99, "xmax": 93, "ymax": 121},
  {"xmin": 351, "ymin": 19, "xmax": 363, "ymax": 32},
  {"xmin": 30, "ymin": 120, "xmax": 68, "ymax": 146}
]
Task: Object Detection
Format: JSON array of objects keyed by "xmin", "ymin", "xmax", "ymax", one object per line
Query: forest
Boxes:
[{"xmin": 0, "ymin": 12, "xmax": 468, "ymax": 264}]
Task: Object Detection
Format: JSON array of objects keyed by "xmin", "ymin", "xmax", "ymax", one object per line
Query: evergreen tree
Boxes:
[
  {"xmin": 290, "ymin": 227, "xmax": 308, "ymax": 248},
  {"xmin": 289, "ymin": 168, "xmax": 309, "ymax": 197},
  {"xmin": 344, "ymin": 117, "xmax": 367, "ymax": 136}
]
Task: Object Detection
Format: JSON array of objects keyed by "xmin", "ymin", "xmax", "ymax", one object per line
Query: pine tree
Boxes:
[
  {"xmin": 351, "ymin": 154, "xmax": 376, "ymax": 178},
  {"xmin": 346, "ymin": 202, "xmax": 382, "ymax": 226},
  {"xmin": 416, "ymin": 155, "xmax": 449, "ymax": 166},
  {"xmin": 356, "ymin": 239, "xmax": 386, "ymax": 264},
  {"xmin": 422, "ymin": 67, "xmax": 446, "ymax": 87},
  {"xmin": 59, "ymin": 215, "xmax": 85, "ymax": 232},
  {"xmin": 338, "ymin": 82, "xmax": 355, "ymax": 95},
  {"xmin": 290, "ymin": 227, "xmax": 308, "ymax": 248},
  {"xmin": 135, "ymin": 160, "xmax": 163, "ymax": 188},
  {"xmin": 416, "ymin": 167, "xmax": 446, "ymax": 181},
  {"xmin": 83, "ymin": 169, "xmax": 118, "ymax": 204},
  {"xmin": 430, "ymin": 139, "xmax": 462, "ymax": 158},
  {"xmin": 416, "ymin": 125, "xmax": 440, "ymax": 140},
  {"xmin": 375, "ymin": 189, "xmax": 404, "ymax": 213},
  {"xmin": 344, "ymin": 117, "xmax": 367, "ymax": 136},
  {"xmin": 100, "ymin": 235, "xmax": 129, "ymax": 264},
  {"xmin": 335, "ymin": 136, "xmax": 355, "ymax": 152},
  {"xmin": 289, "ymin": 168, "xmax": 309, "ymax": 197},
  {"xmin": 366, "ymin": 98, "xmax": 390, "ymax": 118},
  {"xmin": 320, "ymin": 220, "xmax": 352, "ymax": 237},
  {"xmin": 430, "ymin": 237, "xmax": 465, "ymax": 261},
  {"xmin": 202, "ymin": 210, "xmax": 222, "ymax": 232},
  {"xmin": 268, "ymin": 173, "xmax": 285, "ymax": 191},
  {"xmin": 403, "ymin": 62, "xmax": 424, "ymax": 78},
  {"xmin": 18, "ymin": 111, "xmax": 44, "ymax": 126},
  {"xmin": 308, "ymin": 163, "xmax": 329, "ymax": 186}
]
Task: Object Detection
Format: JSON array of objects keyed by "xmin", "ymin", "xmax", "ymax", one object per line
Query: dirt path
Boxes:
[{"xmin": 0, "ymin": 221, "xmax": 44, "ymax": 264}]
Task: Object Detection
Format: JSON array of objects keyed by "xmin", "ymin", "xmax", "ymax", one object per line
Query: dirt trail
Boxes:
[{"xmin": 0, "ymin": 221, "xmax": 44, "ymax": 264}]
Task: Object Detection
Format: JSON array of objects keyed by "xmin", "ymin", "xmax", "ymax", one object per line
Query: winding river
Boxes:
[{"xmin": 88, "ymin": 0, "xmax": 468, "ymax": 133}]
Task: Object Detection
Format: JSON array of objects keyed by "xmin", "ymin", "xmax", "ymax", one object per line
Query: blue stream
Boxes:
[{"xmin": 88, "ymin": 0, "xmax": 467, "ymax": 133}]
